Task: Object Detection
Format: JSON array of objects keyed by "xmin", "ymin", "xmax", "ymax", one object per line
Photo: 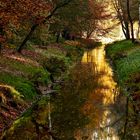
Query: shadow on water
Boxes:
[{"xmin": 1, "ymin": 46, "xmax": 125, "ymax": 140}]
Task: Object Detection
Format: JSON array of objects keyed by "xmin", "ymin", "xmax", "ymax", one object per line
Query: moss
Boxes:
[
  {"xmin": 0, "ymin": 72, "xmax": 37, "ymax": 100},
  {"xmin": 0, "ymin": 54, "xmax": 50, "ymax": 101},
  {"xmin": 0, "ymin": 56, "xmax": 49, "ymax": 79}
]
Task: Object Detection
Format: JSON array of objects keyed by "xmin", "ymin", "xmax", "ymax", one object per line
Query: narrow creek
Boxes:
[
  {"xmin": 81, "ymin": 45, "xmax": 121, "ymax": 140},
  {"xmin": 2, "ymin": 45, "xmax": 124, "ymax": 140}
]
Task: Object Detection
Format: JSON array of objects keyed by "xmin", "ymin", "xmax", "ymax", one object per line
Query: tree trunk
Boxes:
[
  {"xmin": 113, "ymin": 0, "xmax": 130, "ymax": 40},
  {"xmin": 86, "ymin": 30, "xmax": 93, "ymax": 39},
  {"xmin": 130, "ymin": 21, "xmax": 135, "ymax": 43},
  {"xmin": 138, "ymin": 3, "xmax": 140, "ymax": 38},
  {"xmin": 126, "ymin": 0, "xmax": 135, "ymax": 42},
  {"xmin": 121, "ymin": 21, "xmax": 129, "ymax": 39},
  {"xmin": 17, "ymin": 0, "xmax": 72, "ymax": 53},
  {"xmin": 17, "ymin": 24, "xmax": 38, "ymax": 53},
  {"xmin": 137, "ymin": 23, "xmax": 140, "ymax": 38},
  {"xmin": 124, "ymin": 21, "xmax": 130, "ymax": 40}
]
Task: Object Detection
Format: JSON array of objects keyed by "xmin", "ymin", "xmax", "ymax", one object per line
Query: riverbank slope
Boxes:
[
  {"xmin": 0, "ymin": 40, "xmax": 84, "ymax": 138},
  {"xmin": 106, "ymin": 40, "xmax": 140, "ymax": 139}
]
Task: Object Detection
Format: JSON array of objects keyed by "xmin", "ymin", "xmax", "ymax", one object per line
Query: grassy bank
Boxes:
[
  {"xmin": 106, "ymin": 40, "xmax": 140, "ymax": 85},
  {"xmin": 0, "ymin": 41, "xmax": 84, "ymax": 100},
  {"xmin": 0, "ymin": 40, "xmax": 85, "ymax": 137},
  {"xmin": 106, "ymin": 40, "xmax": 140, "ymax": 139}
]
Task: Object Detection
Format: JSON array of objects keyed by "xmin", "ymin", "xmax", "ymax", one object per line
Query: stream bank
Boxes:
[
  {"xmin": 1, "ymin": 43, "xmax": 123, "ymax": 140},
  {"xmin": 106, "ymin": 40, "xmax": 140, "ymax": 139},
  {"xmin": 0, "ymin": 41, "xmax": 85, "ymax": 139},
  {"xmin": 1, "ymin": 40, "xmax": 135, "ymax": 140}
]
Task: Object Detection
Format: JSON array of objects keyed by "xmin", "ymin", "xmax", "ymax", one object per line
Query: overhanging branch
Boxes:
[{"xmin": 17, "ymin": 0, "xmax": 73, "ymax": 52}]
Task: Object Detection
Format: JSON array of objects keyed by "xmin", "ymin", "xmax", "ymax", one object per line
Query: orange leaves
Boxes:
[
  {"xmin": 0, "ymin": 0, "xmax": 53, "ymax": 46},
  {"xmin": 0, "ymin": 0, "xmax": 51, "ymax": 26}
]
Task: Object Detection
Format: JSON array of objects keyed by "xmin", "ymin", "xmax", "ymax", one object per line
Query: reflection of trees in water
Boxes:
[
  {"xmin": 51, "ymin": 62, "xmax": 105, "ymax": 140},
  {"xmin": 82, "ymin": 47, "xmax": 123, "ymax": 140}
]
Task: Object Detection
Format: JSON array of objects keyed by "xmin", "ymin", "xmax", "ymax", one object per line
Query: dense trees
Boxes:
[
  {"xmin": 1, "ymin": 0, "xmax": 140, "ymax": 52},
  {"xmin": 0, "ymin": 0, "xmax": 50, "ymax": 46},
  {"xmin": 17, "ymin": 0, "xmax": 73, "ymax": 52},
  {"xmin": 0, "ymin": 0, "xmax": 72, "ymax": 52},
  {"xmin": 50, "ymin": 0, "xmax": 109, "ymax": 41},
  {"xmin": 0, "ymin": 0, "xmax": 109, "ymax": 52}
]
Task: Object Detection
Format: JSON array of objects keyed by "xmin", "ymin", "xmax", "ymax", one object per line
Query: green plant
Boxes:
[{"xmin": 0, "ymin": 72, "xmax": 37, "ymax": 100}]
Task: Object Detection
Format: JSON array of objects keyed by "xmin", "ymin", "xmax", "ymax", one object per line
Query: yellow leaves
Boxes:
[
  {"xmin": 0, "ymin": 84, "xmax": 24, "ymax": 102},
  {"xmin": 0, "ymin": 91, "xmax": 7, "ymax": 104}
]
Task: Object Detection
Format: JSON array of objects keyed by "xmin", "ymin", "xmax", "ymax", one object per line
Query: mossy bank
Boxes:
[
  {"xmin": 106, "ymin": 40, "xmax": 140, "ymax": 139},
  {"xmin": 0, "ymin": 40, "xmax": 85, "ymax": 139}
]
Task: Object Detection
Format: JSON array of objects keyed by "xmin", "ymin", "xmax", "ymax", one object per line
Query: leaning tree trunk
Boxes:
[
  {"xmin": 17, "ymin": 0, "xmax": 72, "ymax": 53},
  {"xmin": 17, "ymin": 24, "xmax": 38, "ymax": 53}
]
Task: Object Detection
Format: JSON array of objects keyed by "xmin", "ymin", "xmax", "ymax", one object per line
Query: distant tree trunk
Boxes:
[
  {"xmin": 86, "ymin": 30, "xmax": 94, "ymax": 39},
  {"xmin": 121, "ymin": 24, "xmax": 127, "ymax": 39},
  {"xmin": 137, "ymin": 3, "xmax": 140, "ymax": 38},
  {"xmin": 120, "ymin": 20, "xmax": 130, "ymax": 40},
  {"xmin": 129, "ymin": 22, "xmax": 135, "ymax": 42},
  {"xmin": 86, "ymin": 32, "xmax": 92, "ymax": 39},
  {"xmin": 126, "ymin": 0, "xmax": 135, "ymax": 42},
  {"xmin": 137, "ymin": 23, "xmax": 140, "ymax": 38},
  {"xmin": 113, "ymin": 0, "xmax": 130, "ymax": 40}
]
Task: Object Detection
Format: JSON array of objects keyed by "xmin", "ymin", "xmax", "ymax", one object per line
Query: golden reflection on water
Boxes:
[
  {"xmin": 82, "ymin": 46, "xmax": 116, "ymax": 105},
  {"xmin": 82, "ymin": 46, "xmax": 119, "ymax": 140}
]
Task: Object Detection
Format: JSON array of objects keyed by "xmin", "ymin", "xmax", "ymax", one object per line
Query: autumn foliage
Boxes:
[{"xmin": 0, "ymin": 0, "xmax": 51, "ymax": 47}]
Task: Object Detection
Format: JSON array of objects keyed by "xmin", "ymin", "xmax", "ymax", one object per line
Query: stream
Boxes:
[
  {"xmin": 81, "ymin": 46, "xmax": 121, "ymax": 140},
  {"xmin": 2, "ymin": 46, "xmax": 124, "ymax": 140}
]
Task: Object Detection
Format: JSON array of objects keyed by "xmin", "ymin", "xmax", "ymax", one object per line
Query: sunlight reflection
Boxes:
[{"xmin": 82, "ymin": 46, "xmax": 119, "ymax": 140}]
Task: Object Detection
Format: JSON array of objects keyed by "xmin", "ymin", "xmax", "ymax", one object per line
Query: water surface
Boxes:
[{"xmin": 81, "ymin": 46, "xmax": 120, "ymax": 140}]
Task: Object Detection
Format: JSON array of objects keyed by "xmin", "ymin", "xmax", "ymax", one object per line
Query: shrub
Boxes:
[
  {"xmin": 80, "ymin": 39, "xmax": 102, "ymax": 49},
  {"xmin": 43, "ymin": 57, "xmax": 68, "ymax": 81}
]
